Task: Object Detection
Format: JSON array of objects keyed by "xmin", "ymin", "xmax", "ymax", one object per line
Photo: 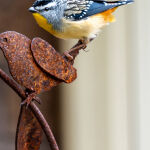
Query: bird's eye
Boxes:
[{"xmin": 45, "ymin": 7, "xmax": 49, "ymax": 11}]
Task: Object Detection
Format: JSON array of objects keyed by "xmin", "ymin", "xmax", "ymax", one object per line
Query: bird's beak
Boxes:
[{"xmin": 28, "ymin": 7, "xmax": 37, "ymax": 13}]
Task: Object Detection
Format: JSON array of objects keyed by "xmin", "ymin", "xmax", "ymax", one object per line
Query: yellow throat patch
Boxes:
[{"xmin": 32, "ymin": 13, "xmax": 54, "ymax": 34}]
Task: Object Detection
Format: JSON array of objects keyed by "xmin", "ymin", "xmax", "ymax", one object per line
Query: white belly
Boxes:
[{"xmin": 60, "ymin": 14, "xmax": 107, "ymax": 40}]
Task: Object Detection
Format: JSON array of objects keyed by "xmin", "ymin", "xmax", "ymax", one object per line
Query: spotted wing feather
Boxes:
[{"xmin": 64, "ymin": 0, "xmax": 133, "ymax": 21}]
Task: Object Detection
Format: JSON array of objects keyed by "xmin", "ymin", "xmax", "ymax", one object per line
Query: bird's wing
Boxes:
[{"xmin": 64, "ymin": 0, "xmax": 133, "ymax": 21}]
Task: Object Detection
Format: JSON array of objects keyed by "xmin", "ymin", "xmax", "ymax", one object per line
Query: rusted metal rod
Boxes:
[
  {"xmin": 30, "ymin": 103, "xmax": 59, "ymax": 150},
  {"xmin": 0, "ymin": 68, "xmax": 59, "ymax": 150}
]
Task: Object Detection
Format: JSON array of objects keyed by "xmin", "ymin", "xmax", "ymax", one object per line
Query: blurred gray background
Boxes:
[{"xmin": 0, "ymin": 0, "xmax": 149, "ymax": 150}]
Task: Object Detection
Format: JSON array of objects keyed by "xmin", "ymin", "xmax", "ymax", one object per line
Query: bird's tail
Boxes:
[
  {"xmin": 102, "ymin": 0, "xmax": 134, "ymax": 11},
  {"xmin": 101, "ymin": 0, "xmax": 134, "ymax": 5},
  {"xmin": 97, "ymin": 0, "xmax": 134, "ymax": 23}
]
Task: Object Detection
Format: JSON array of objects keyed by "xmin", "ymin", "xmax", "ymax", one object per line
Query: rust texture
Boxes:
[
  {"xmin": 31, "ymin": 38, "xmax": 77, "ymax": 83},
  {"xmin": 0, "ymin": 31, "xmax": 77, "ymax": 94},
  {"xmin": 0, "ymin": 31, "xmax": 57, "ymax": 93},
  {"xmin": 16, "ymin": 106, "xmax": 43, "ymax": 150}
]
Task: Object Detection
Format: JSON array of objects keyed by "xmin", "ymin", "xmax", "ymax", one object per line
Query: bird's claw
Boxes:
[{"xmin": 63, "ymin": 40, "xmax": 87, "ymax": 61}]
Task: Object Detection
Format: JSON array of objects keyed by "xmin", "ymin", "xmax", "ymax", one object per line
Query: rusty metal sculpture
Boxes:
[
  {"xmin": 0, "ymin": 31, "xmax": 85, "ymax": 150},
  {"xmin": 0, "ymin": 31, "xmax": 78, "ymax": 105}
]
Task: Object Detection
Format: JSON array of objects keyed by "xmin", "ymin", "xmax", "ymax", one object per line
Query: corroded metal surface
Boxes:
[
  {"xmin": 0, "ymin": 31, "xmax": 60, "ymax": 93},
  {"xmin": 0, "ymin": 31, "xmax": 77, "ymax": 93},
  {"xmin": 16, "ymin": 106, "xmax": 43, "ymax": 150},
  {"xmin": 31, "ymin": 38, "xmax": 77, "ymax": 83}
]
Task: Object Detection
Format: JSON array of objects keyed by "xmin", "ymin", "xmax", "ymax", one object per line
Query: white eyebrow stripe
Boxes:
[
  {"xmin": 44, "ymin": 2, "xmax": 57, "ymax": 8},
  {"xmin": 37, "ymin": 2, "xmax": 56, "ymax": 9}
]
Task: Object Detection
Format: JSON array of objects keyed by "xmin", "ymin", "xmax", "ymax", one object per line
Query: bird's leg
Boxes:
[
  {"xmin": 63, "ymin": 39, "xmax": 88, "ymax": 60},
  {"xmin": 21, "ymin": 89, "xmax": 40, "ymax": 108},
  {"xmin": 82, "ymin": 38, "xmax": 95, "ymax": 52}
]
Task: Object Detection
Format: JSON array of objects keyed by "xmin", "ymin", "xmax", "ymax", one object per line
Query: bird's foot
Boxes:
[{"xmin": 63, "ymin": 40, "xmax": 87, "ymax": 61}]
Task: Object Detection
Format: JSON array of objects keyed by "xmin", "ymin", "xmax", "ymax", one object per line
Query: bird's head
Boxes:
[{"xmin": 29, "ymin": 0, "xmax": 67, "ymax": 25}]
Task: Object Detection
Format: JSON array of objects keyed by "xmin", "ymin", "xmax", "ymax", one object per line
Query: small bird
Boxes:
[{"xmin": 29, "ymin": 0, "xmax": 133, "ymax": 54}]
